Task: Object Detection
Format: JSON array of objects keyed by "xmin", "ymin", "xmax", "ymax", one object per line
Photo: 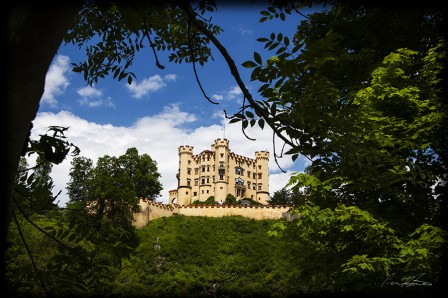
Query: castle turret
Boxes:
[
  {"xmin": 177, "ymin": 145, "xmax": 193, "ymax": 205},
  {"xmin": 255, "ymin": 151, "xmax": 270, "ymax": 204},
  {"xmin": 213, "ymin": 139, "xmax": 229, "ymax": 202},
  {"xmin": 168, "ymin": 189, "xmax": 178, "ymax": 205}
]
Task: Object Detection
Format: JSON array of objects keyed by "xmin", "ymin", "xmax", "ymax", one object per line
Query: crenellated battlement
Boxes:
[
  {"xmin": 213, "ymin": 138, "xmax": 229, "ymax": 148},
  {"xmin": 229, "ymin": 151, "xmax": 255, "ymax": 164},
  {"xmin": 178, "ymin": 145, "xmax": 194, "ymax": 154},
  {"xmin": 133, "ymin": 198, "xmax": 293, "ymax": 228},
  {"xmin": 175, "ymin": 204, "xmax": 289, "ymax": 209},
  {"xmin": 255, "ymin": 151, "xmax": 270, "ymax": 160}
]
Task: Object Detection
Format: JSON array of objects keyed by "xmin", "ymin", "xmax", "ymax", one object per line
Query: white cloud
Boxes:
[
  {"xmin": 77, "ymin": 86, "xmax": 116, "ymax": 108},
  {"xmin": 164, "ymin": 74, "xmax": 177, "ymax": 81},
  {"xmin": 31, "ymin": 105, "xmax": 299, "ymax": 207},
  {"xmin": 41, "ymin": 55, "xmax": 71, "ymax": 107},
  {"xmin": 212, "ymin": 85, "xmax": 243, "ymax": 102},
  {"xmin": 77, "ymin": 86, "xmax": 103, "ymax": 98},
  {"xmin": 227, "ymin": 86, "xmax": 243, "ymax": 98},
  {"xmin": 212, "ymin": 94, "xmax": 224, "ymax": 101},
  {"xmin": 126, "ymin": 74, "xmax": 176, "ymax": 99}
]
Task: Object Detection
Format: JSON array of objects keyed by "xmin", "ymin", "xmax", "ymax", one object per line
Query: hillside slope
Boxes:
[{"xmin": 112, "ymin": 215, "xmax": 298, "ymax": 297}]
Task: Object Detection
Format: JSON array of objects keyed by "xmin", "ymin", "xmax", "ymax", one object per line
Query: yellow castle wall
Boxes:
[{"xmin": 133, "ymin": 199, "xmax": 292, "ymax": 228}]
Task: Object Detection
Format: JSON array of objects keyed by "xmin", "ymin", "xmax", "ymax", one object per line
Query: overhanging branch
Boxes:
[{"xmin": 178, "ymin": 2, "xmax": 297, "ymax": 151}]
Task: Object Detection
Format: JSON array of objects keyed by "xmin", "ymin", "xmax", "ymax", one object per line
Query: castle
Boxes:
[
  {"xmin": 133, "ymin": 139, "xmax": 293, "ymax": 228},
  {"xmin": 168, "ymin": 138, "xmax": 270, "ymax": 206}
]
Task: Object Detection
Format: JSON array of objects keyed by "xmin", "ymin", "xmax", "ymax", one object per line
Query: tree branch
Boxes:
[
  {"xmin": 179, "ymin": 2, "xmax": 297, "ymax": 150},
  {"xmin": 187, "ymin": 20, "xmax": 219, "ymax": 105},
  {"xmin": 143, "ymin": 18, "xmax": 165, "ymax": 70}
]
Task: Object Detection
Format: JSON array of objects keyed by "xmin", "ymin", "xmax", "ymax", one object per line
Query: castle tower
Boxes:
[
  {"xmin": 255, "ymin": 151, "xmax": 270, "ymax": 204},
  {"xmin": 213, "ymin": 138, "xmax": 229, "ymax": 202},
  {"xmin": 168, "ymin": 189, "xmax": 178, "ymax": 205},
  {"xmin": 177, "ymin": 145, "xmax": 194, "ymax": 205}
]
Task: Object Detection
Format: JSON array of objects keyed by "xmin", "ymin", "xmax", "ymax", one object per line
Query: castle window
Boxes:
[
  {"xmin": 207, "ymin": 190, "xmax": 209, "ymax": 194},
  {"xmin": 207, "ymin": 166, "xmax": 210, "ymax": 172},
  {"xmin": 186, "ymin": 191, "xmax": 189, "ymax": 195},
  {"xmin": 258, "ymin": 173, "xmax": 262, "ymax": 179},
  {"xmin": 201, "ymin": 176, "xmax": 205, "ymax": 184},
  {"xmin": 188, "ymin": 160, "xmax": 191, "ymax": 165},
  {"xmin": 207, "ymin": 156, "xmax": 210, "ymax": 161},
  {"xmin": 235, "ymin": 177, "xmax": 244, "ymax": 185},
  {"xmin": 202, "ymin": 166, "xmax": 205, "ymax": 172},
  {"xmin": 187, "ymin": 168, "xmax": 191, "ymax": 175},
  {"xmin": 253, "ymin": 173, "xmax": 256, "ymax": 179},
  {"xmin": 194, "ymin": 179, "xmax": 198, "ymax": 186},
  {"xmin": 247, "ymin": 171, "xmax": 251, "ymax": 178},
  {"xmin": 253, "ymin": 185, "xmax": 256, "ymax": 190},
  {"xmin": 202, "ymin": 190, "xmax": 204, "ymax": 194},
  {"xmin": 235, "ymin": 167, "xmax": 242, "ymax": 175},
  {"xmin": 202, "ymin": 156, "xmax": 205, "ymax": 161},
  {"xmin": 258, "ymin": 165, "xmax": 262, "ymax": 169},
  {"xmin": 258, "ymin": 183, "xmax": 262, "ymax": 190},
  {"xmin": 248, "ymin": 182, "xmax": 251, "ymax": 188},
  {"xmin": 213, "ymin": 176, "xmax": 215, "ymax": 182},
  {"xmin": 206, "ymin": 176, "xmax": 210, "ymax": 183},
  {"xmin": 220, "ymin": 153, "xmax": 224, "ymax": 158},
  {"xmin": 195, "ymin": 168, "xmax": 199, "ymax": 175},
  {"xmin": 194, "ymin": 192, "xmax": 197, "ymax": 196},
  {"xmin": 187, "ymin": 179, "xmax": 191, "ymax": 186},
  {"xmin": 219, "ymin": 175, "xmax": 224, "ymax": 180}
]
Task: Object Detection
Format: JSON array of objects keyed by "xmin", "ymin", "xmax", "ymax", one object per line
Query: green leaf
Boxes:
[
  {"xmin": 242, "ymin": 61, "xmax": 257, "ymax": 68},
  {"xmin": 254, "ymin": 52, "xmax": 262, "ymax": 65}
]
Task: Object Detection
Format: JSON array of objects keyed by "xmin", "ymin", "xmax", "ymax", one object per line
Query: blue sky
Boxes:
[{"xmin": 31, "ymin": 3, "xmax": 319, "ymax": 206}]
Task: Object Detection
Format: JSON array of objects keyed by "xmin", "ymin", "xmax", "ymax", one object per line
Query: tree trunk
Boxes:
[{"xmin": 3, "ymin": 2, "xmax": 83, "ymax": 292}]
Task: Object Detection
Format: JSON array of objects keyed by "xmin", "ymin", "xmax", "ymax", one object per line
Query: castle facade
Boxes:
[{"xmin": 168, "ymin": 139, "xmax": 270, "ymax": 206}]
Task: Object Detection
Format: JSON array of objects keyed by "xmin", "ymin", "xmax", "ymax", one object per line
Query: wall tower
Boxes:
[
  {"xmin": 255, "ymin": 151, "xmax": 270, "ymax": 204},
  {"xmin": 213, "ymin": 138, "xmax": 229, "ymax": 202},
  {"xmin": 177, "ymin": 145, "xmax": 194, "ymax": 205}
]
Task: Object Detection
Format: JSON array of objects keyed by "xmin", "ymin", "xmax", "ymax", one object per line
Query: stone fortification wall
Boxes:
[
  {"xmin": 175, "ymin": 204, "xmax": 291, "ymax": 220},
  {"xmin": 133, "ymin": 199, "xmax": 293, "ymax": 228},
  {"xmin": 133, "ymin": 199, "xmax": 175, "ymax": 228}
]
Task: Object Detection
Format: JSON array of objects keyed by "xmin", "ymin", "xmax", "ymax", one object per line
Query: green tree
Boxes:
[
  {"xmin": 66, "ymin": 156, "xmax": 94, "ymax": 226},
  {"xmin": 87, "ymin": 155, "xmax": 139, "ymax": 229},
  {"xmin": 268, "ymin": 187, "xmax": 306, "ymax": 206},
  {"xmin": 269, "ymin": 204, "xmax": 447, "ymax": 294},
  {"xmin": 204, "ymin": 196, "xmax": 215, "ymax": 205},
  {"xmin": 237, "ymin": 3, "xmax": 447, "ymax": 233},
  {"xmin": 67, "ymin": 156, "xmax": 93, "ymax": 204},
  {"xmin": 224, "ymin": 194, "xmax": 238, "ymax": 205},
  {"xmin": 118, "ymin": 147, "xmax": 162, "ymax": 199},
  {"xmin": 67, "ymin": 148, "xmax": 162, "ymax": 230}
]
